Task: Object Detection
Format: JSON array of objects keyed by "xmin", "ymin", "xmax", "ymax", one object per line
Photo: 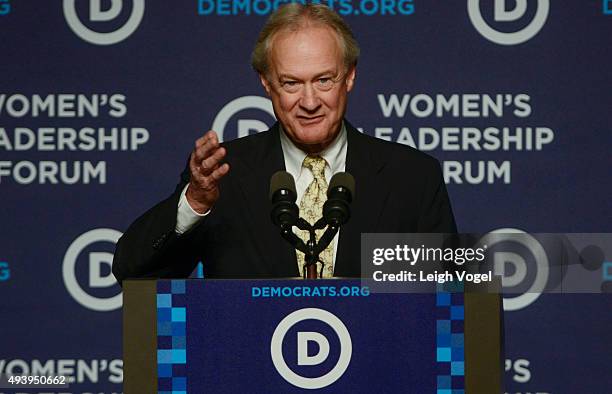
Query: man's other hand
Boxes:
[{"xmin": 186, "ymin": 130, "xmax": 230, "ymax": 214}]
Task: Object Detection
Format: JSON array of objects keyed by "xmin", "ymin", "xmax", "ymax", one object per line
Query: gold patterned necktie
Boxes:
[{"xmin": 297, "ymin": 155, "xmax": 334, "ymax": 279}]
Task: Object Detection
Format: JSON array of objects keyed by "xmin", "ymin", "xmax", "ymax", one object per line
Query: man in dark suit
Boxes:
[{"xmin": 112, "ymin": 3, "xmax": 456, "ymax": 285}]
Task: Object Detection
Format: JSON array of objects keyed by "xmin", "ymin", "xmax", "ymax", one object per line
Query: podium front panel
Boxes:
[{"xmin": 145, "ymin": 279, "xmax": 468, "ymax": 393}]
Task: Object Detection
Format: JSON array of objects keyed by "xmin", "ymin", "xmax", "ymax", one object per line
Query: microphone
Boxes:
[
  {"xmin": 323, "ymin": 172, "xmax": 355, "ymax": 226},
  {"xmin": 269, "ymin": 171, "xmax": 299, "ymax": 228},
  {"xmin": 270, "ymin": 170, "xmax": 355, "ymax": 279}
]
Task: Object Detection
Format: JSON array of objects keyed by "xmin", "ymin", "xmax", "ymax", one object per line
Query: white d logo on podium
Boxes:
[
  {"xmin": 63, "ymin": 0, "xmax": 145, "ymax": 45},
  {"xmin": 468, "ymin": 0, "xmax": 550, "ymax": 45},
  {"xmin": 62, "ymin": 228, "xmax": 123, "ymax": 311},
  {"xmin": 270, "ymin": 308, "xmax": 352, "ymax": 389}
]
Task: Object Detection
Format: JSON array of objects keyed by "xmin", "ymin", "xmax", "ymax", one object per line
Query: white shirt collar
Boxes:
[{"xmin": 279, "ymin": 122, "xmax": 347, "ymax": 178}]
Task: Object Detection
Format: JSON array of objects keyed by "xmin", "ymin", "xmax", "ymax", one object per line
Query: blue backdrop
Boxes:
[{"xmin": 1, "ymin": 1, "xmax": 611, "ymax": 393}]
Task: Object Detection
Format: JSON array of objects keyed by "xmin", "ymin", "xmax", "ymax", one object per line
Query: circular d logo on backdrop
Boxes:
[
  {"xmin": 63, "ymin": 228, "xmax": 123, "ymax": 312},
  {"xmin": 63, "ymin": 0, "xmax": 145, "ymax": 45},
  {"xmin": 212, "ymin": 96, "xmax": 276, "ymax": 143},
  {"xmin": 468, "ymin": 0, "xmax": 550, "ymax": 45},
  {"xmin": 270, "ymin": 308, "xmax": 352, "ymax": 390},
  {"xmin": 479, "ymin": 228, "xmax": 549, "ymax": 311}
]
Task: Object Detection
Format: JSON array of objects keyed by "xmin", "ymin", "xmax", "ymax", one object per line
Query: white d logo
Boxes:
[
  {"xmin": 479, "ymin": 228, "xmax": 549, "ymax": 311},
  {"xmin": 468, "ymin": 0, "xmax": 550, "ymax": 45},
  {"xmin": 270, "ymin": 308, "xmax": 352, "ymax": 390},
  {"xmin": 63, "ymin": 0, "xmax": 145, "ymax": 45},
  {"xmin": 63, "ymin": 228, "xmax": 123, "ymax": 311},
  {"xmin": 211, "ymin": 96, "xmax": 276, "ymax": 143}
]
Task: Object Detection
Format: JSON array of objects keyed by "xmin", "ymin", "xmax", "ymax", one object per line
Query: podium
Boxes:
[{"xmin": 123, "ymin": 279, "xmax": 501, "ymax": 393}]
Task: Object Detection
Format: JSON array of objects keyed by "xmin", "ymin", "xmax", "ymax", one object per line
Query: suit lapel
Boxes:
[
  {"xmin": 231, "ymin": 123, "xmax": 300, "ymax": 277},
  {"xmin": 334, "ymin": 122, "xmax": 389, "ymax": 277}
]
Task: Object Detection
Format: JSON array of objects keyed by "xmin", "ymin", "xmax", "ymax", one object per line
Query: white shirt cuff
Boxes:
[{"xmin": 176, "ymin": 184, "xmax": 210, "ymax": 234}]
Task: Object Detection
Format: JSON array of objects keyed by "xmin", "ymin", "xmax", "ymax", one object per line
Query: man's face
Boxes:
[{"xmin": 260, "ymin": 25, "xmax": 356, "ymax": 153}]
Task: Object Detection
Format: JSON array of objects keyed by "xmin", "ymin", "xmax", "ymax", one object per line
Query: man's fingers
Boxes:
[
  {"xmin": 197, "ymin": 163, "xmax": 229, "ymax": 191},
  {"xmin": 189, "ymin": 147, "xmax": 221, "ymax": 178},
  {"xmin": 194, "ymin": 130, "xmax": 216, "ymax": 149},
  {"xmin": 186, "ymin": 131, "xmax": 225, "ymax": 211},
  {"xmin": 189, "ymin": 138, "xmax": 228, "ymax": 187},
  {"xmin": 207, "ymin": 130, "xmax": 219, "ymax": 145},
  {"xmin": 209, "ymin": 163, "xmax": 230, "ymax": 182},
  {"xmin": 199, "ymin": 147, "xmax": 226, "ymax": 174},
  {"xmin": 194, "ymin": 135, "xmax": 206, "ymax": 150},
  {"xmin": 193, "ymin": 141, "xmax": 217, "ymax": 162},
  {"xmin": 193, "ymin": 133, "xmax": 220, "ymax": 162},
  {"xmin": 189, "ymin": 150, "xmax": 200, "ymax": 176}
]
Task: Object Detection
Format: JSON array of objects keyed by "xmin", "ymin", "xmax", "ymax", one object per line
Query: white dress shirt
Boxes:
[{"xmin": 175, "ymin": 123, "xmax": 348, "ymax": 268}]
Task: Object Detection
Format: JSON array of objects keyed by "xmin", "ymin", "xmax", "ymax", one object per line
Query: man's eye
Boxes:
[
  {"xmin": 317, "ymin": 78, "xmax": 334, "ymax": 89},
  {"xmin": 282, "ymin": 81, "xmax": 298, "ymax": 87}
]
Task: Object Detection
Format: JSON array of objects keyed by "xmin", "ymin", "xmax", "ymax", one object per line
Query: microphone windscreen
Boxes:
[
  {"xmin": 328, "ymin": 172, "xmax": 355, "ymax": 198},
  {"xmin": 269, "ymin": 171, "xmax": 297, "ymax": 200}
]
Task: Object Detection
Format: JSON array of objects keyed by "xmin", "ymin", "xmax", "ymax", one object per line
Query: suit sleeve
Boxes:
[
  {"xmin": 417, "ymin": 160, "xmax": 458, "ymax": 233},
  {"xmin": 111, "ymin": 162, "xmax": 204, "ymax": 286}
]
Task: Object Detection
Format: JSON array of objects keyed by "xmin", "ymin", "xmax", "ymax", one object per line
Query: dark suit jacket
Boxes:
[{"xmin": 112, "ymin": 121, "xmax": 456, "ymax": 284}]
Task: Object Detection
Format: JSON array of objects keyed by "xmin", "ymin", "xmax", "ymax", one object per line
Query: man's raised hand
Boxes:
[{"xmin": 186, "ymin": 130, "xmax": 230, "ymax": 214}]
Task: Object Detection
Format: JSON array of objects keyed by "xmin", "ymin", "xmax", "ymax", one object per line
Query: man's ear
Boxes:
[
  {"xmin": 259, "ymin": 73, "xmax": 272, "ymax": 96},
  {"xmin": 345, "ymin": 66, "xmax": 356, "ymax": 93}
]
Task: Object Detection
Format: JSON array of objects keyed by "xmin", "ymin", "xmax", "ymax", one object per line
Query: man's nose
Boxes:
[{"xmin": 299, "ymin": 83, "xmax": 321, "ymax": 111}]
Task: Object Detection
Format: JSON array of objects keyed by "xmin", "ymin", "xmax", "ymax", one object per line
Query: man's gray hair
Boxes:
[{"xmin": 251, "ymin": 3, "xmax": 360, "ymax": 75}]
